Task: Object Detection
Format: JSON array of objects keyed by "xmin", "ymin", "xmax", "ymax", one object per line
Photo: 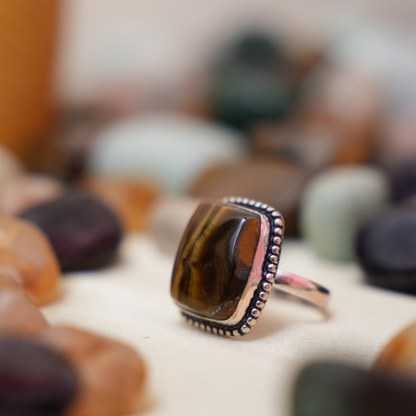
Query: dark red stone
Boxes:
[
  {"xmin": 20, "ymin": 192, "xmax": 122, "ymax": 272},
  {"xmin": 0, "ymin": 337, "xmax": 78, "ymax": 416}
]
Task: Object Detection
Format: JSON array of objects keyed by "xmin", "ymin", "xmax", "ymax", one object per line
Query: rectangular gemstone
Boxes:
[{"xmin": 171, "ymin": 202, "xmax": 261, "ymax": 320}]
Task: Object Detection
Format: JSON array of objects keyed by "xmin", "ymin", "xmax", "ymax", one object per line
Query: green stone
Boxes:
[{"xmin": 171, "ymin": 202, "xmax": 261, "ymax": 320}]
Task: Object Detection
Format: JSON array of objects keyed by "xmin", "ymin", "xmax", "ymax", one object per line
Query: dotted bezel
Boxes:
[{"xmin": 181, "ymin": 196, "xmax": 285, "ymax": 337}]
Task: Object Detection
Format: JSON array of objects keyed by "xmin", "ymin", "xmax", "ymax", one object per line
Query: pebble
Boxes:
[
  {"xmin": 21, "ymin": 192, "xmax": 122, "ymax": 272},
  {"xmin": 300, "ymin": 166, "xmax": 389, "ymax": 260}
]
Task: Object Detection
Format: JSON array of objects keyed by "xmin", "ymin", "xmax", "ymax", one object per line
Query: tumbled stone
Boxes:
[
  {"xmin": 356, "ymin": 205, "xmax": 416, "ymax": 293},
  {"xmin": 82, "ymin": 176, "xmax": 159, "ymax": 232},
  {"xmin": 300, "ymin": 166, "xmax": 389, "ymax": 260},
  {"xmin": 0, "ymin": 337, "xmax": 78, "ymax": 416},
  {"xmin": 149, "ymin": 197, "xmax": 202, "ymax": 255},
  {"xmin": 374, "ymin": 322, "xmax": 416, "ymax": 378},
  {"xmin": 294, "ymin": 362, "xmax": 416, "ymax": 416},
  {"xmin": 0, "ymin": 174, "xmax": 65, "ymax": 217},
  {"xmin": 0, "ymin": 274, "xmax": 50, "ymax": 336},
  {"xmin": 388, "ymin": 159, "xmax": 416, "ymax": 202},
  {"xmin": 21, "ymin": 192, "xmax": 122, "ymax": 272},
  {"xmin": 191, "ymin": 158, "xmax": 309, "ymax": 235},
  {"xmin": 37, "ymin": 326, "xmax": 146, "ymax": 416},
  {"xmin": 86, "ymin": 114, "xmax": 248, "ymax": 194},
  {"xmin": 0, "ymin": 217, "xmax": 60, "ymax": 305},
  {"xmin": 171, "ymin": 202, "xmax": 260, "ymax": 320},
  {"xmin": 0, "ymin": 144, "xmax": 24, "ymax": 179}
]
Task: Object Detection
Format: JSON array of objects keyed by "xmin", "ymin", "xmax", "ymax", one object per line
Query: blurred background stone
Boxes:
[
  {"xmin": 38, "ymin": 326, "xmax": 146, "ymax": 416},
  {"xmin": 82, "ymin": 176, "xmax": 159, "ymax": 232},
  {"xmin": 374, "ymin": 322, "xmax": 416, "ymax": 379},
  {"xmin": 0, "ymin": 337, "xmax": 78, "ymax": 416},
  {"xmin": 0, "ymin": 174, "xmax": 65, "ymax": 217},
  {"xmin": 190, "ymin": 158, "xmax": 309, "ymax": 235},
  {"xmin": 356, "ymin": 204, "xmax": 416, "ymax": 293},
  {"xmin": 300, "ymin": 166, "xmax": 389, "ymax": 260},
  {"xmin": 0, "ymin": 274, "xmax": 50, "ymax": 336},
  {"xmin": 87, "ymin": 114, "xmax": 248, "ymax": 194},
  {"xmin": 0, "ymin": 217, "xmax": 61, "ymax": 305},
  {"xmin": 21, "ymin": 192, "xmax": 122, "ymax": 272},
  {"xmin": 294, "ymin": 362, "xmax": 416, "ymax": 416}
]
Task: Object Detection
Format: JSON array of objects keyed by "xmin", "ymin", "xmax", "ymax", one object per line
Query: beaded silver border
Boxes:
[{"xmin": 180, "ymin": 196, "xmax": 285, "ymax": 337}]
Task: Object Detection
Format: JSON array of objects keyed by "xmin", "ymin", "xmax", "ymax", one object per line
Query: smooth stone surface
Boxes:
[
  {"xmin": 0, "ymin": 217, "xmax": 60, "ymax": 305},
  {"xmin": 0, "ymin": 144, "xmax": 24, "ymax": 180},
  {"xmin": 0, "ymin": 337, "xmax": 78, "ymax": 416},
  {"xmin": 37, "ymin": 326, "xmax": 146, "ymax": 416},
  {"xmin": 171, "ymin": 202, "xmax": 260, "ymax": 320},
  {"xmin": 191, "ymin": 158, "xmax": 309, "ymax": 235},
  {"xmin": 300, "ymin": 166, "xmax": 389, "ymax": 260},
  {"xmin": 0, "ymin": 174, "xmax": 65, "ymax": 216},
  {"xmin": 294, "ymin": 362, "xmax": 416, "ymax": 416},
  {"xmin": 374, "ymin": 322, "xmax": 416, "ymax": 378},
  {"xmin": 21, "ymin": 192, "xmax": 122, "ymax": 272},
  {"xmin": 149, "ymin": 197, "xmax": 202, "ymax": 255},
  {"xmin": 389, "ymin": 159, "xmax": 416, "ymax": 202},
  {"xmin": 87, "ymin": 114, "xmax": 248, "ymax": 194},
  {"xmin": 0, "ymin": 274, "xmax": 50, "ymax": 336},
  {"xmin": 356, "ymin": 206, "xmax": 416, "ymax": 293},
  {"xmin": 82, "ymin": 176, "xmax": 159, "ymax": 232}
]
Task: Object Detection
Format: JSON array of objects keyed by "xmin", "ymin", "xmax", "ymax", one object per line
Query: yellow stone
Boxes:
[
  {"xmin": 374, "ymin": 322, "xmax": 416, "ymax": 378},
  {"xmin": 0, "ymin": 217, "xmax": 61, "ymax": 305},
  {"xmin": 82, "ymin": 176, "xmax": 159, "ymax": 232},
  {"xmin": 37, "ymin": 326, "xmax": 147, "ymax": 416}
]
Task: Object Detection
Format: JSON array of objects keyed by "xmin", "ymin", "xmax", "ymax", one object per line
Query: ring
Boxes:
[{"xmin": 171, "ymin": 196, "xmax": 330, "ymax": 337}]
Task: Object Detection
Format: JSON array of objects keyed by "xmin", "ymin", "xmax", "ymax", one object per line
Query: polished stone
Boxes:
[
  {"xmin": 21, "ymin": 192, "xmax": 122, "ymax": 272},
  {"xmin": 191, "ymin": 158, "xmax": 308, "ymax": 235},
  {"xmin": 0, "ymin": 217, "xmax": 60, "ymax": 305},
  {"xmin": 0, "ymin": 174, "xmax": 65, "ymax": 216},
  {"xmin": 374, "ymin": 322, "xmax": 416, "ymax": 378},
  {"xmin": 82, "ymin": 176, "xmax": 159, "ymax": 232},
  {"xmin": 356, "ymin": 206, "xmax": 416, "ymax": 293},
  {"xmin": 0, "ymin": 337, "xmax": 78, "ymax": 416},
  {"xmin": 301, "ymin": 166, "xmax": 389, "ymax": 260},
  {"xmin": 294, "ymin": 362, "xmax": 416, "ymax": 416},
  {"xmin": 87, "ymin": 114, "xmax": 248, "ymax": 194},
  {"xmin": 37, "ymin": 326, "xmax": 146, "ymax": 416},
  {"xmin": 171, "ymin": 202, "xmax": 260, "ymax": 320},
  {"xmin": 0, "ymin": 274, "xmax": 50, "ymax": 336}
]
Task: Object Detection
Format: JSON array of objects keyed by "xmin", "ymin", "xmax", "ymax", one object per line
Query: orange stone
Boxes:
[
  {"xmin": 0, "ymin": 217, "xmax": 61, "ymax": 305},
  {"xmin": 82, "ymin": 176, "xmax": 159, "ymax": 232},
  {"xmin": 0, "ymin": 174, "xmax": 65, "ymax": 216},
  {"xmin": 374, "ymin": 322, "xmax": 416, "ymax": 378},
  {"xmin": 0, "ymin": 273, "xmax": 50, "ymax": 336},
  {"xmin": 37, "ymin": 326, "xmax": 147, "ymax": 416}
]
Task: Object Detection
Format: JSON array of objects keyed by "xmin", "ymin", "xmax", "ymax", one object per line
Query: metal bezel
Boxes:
[{"xmin": 178, "ymin": 196, "xmax": 285, "ymax": 337}]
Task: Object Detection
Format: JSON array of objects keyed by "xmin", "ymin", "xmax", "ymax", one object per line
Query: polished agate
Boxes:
[{"xmin": 171, "ymin": 202, "xmax": 261, "ymax": 320}]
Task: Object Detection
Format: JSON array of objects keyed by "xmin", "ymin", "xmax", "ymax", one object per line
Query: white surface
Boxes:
[{"xmin": 41, "ymin": 235, "xmax": 416, "ymax": 416}]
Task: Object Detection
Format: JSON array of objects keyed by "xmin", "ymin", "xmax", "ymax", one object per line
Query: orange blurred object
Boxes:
[{"xmin": 0, "ymin": 0, "xmax": 59, "ymax": 161}]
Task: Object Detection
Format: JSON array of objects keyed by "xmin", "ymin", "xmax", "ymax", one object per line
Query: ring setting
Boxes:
[{"xmin": 171, "ymin": 196, "xmax": 329, "ymax": 337}]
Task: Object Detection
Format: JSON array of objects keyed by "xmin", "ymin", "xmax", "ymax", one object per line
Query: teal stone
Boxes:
[
  {"xmin": 300, "ymin": 166, "xmax": 389, "ymax": 260},
  {"xmin": 294, "ymin": 362, "xmax": 416, "ymax": 416}
]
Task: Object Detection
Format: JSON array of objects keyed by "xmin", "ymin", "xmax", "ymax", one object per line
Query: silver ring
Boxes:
[{"xmin": 171, "ymin": 196, "xmax": 330, "ymax": 337}]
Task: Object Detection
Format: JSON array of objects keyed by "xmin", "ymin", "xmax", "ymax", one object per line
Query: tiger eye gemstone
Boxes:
[{"xmin": 171, "ymin": 202, "xmax": 261, "ymax": 320}]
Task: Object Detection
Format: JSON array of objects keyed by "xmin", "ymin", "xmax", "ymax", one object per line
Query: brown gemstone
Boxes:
[
  {"xmin": 37, "ymin": 326, "xmax": 147, "ymax": 416},
  {"xmin": 374, "ymin": 322, "xmax": 416, "ymax": 378},
  {"xmin": 0, "ymin": 273, "xmax": 50, "ymax": 336},
  {"xmin": 0, "ymin": 217, "xmax": 61, "ymax": 305},
  {"xmin": 81, "ymin": 176, "xmax": 159, "ymax": 232},
  {"xmin": 171, "ymin": 202, "xmax": 261, "ymax": 320}
]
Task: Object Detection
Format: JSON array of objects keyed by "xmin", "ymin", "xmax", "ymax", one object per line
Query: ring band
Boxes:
[{"xmin": 171, "ymin": 196, "xmax": 330, "ymax": 337}]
